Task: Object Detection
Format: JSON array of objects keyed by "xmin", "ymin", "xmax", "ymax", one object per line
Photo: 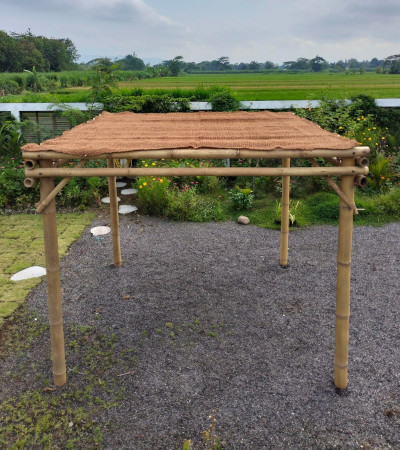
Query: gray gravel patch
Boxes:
[{"xmin": 4, "ymin": 216, "xmax": 400, "ymax": 448}]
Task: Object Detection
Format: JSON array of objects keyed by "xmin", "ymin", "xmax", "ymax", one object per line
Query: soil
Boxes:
[{"xmin": 2, "ymin": 215, "xmax": 400, "ymax": 449}]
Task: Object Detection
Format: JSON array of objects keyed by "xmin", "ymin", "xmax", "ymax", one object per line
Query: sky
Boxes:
[{"xmin": 2, "ymin": 0, "xmax": 400, "ymax": 64}]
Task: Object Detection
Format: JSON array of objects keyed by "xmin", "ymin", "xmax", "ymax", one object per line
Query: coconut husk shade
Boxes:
[{"xmin": 22, "ymin": 111, "xmax": 369, "ymax": 390}]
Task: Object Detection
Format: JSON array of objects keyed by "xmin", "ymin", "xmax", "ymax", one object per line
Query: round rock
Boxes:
[
  {"xmin": 121, "ymin": 188, "xmax": 138, "ymax": 195},
  {"xmin": 118, "ymin": 205, "xmax": 138, "ymax": 214},
  {"xmin": 11, "ymin": 266, "xmax": 46, "ymax": 281},
  {"xmin": 116, "ymin": 182, "xmax": 127, "ymax": 188},
  {"xmin": 237, "ymin": 215, "xmax": 250, "ymax": 225},
  {"xmin": 90, "ymin": 226, "xmax": 111, "ymax": 236},
  {"xmin": 101, "ymin": 196, "xmax": 121, "ymax": 204}
]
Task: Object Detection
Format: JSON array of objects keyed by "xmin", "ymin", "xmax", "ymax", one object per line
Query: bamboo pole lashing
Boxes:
[
  {"xmin": 280, "ymin": 158, "xmax": 290, "ymax": 267},
  {"xmin": 22, "ymin": 146, "xmax": 371, "ymax": 161},
  {"xmin": 307, "ymin": 159, "xmax": 358, "ymax": 215},
  {"xmin": 334, "ymin": 157, "xmax": 355, "ymax": 390},
  {"xmin": 26, "ymin": 165, "xmax": 369, "ymax": 179},
  {"xmin": 35, "ymin": 160, "xmax": 87, "ymax": 213},
  {"xmin": 39, "ymin": 159, "xmax": 66, "ymax": 387},
  {"xmin": 107, "ymin": 159, "xmax": 122, "ymax": 267}
]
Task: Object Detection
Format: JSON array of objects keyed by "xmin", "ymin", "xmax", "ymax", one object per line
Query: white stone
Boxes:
[
  {"xmin": 121, "ymin": 188, "xmax": 138, "ymax": 195},
  {"xmin": 101, "ymin": 196, "xmax": 120, "ymax": 204},
  {"xmin": 237, "ymin": 215, "xmax": 250, "ymax": 225},
  {"xmin": 116, "ymin": 182, "xmax": 127, "ymax": 188},
  {"xmin": 11, "ymin": 266, "xmax": 46, "ymax": 281},
  {"xmin": 90, "ymin": 226, "xmax": 111, "ymax": 236},
  {"xmin": 118, "ymin": 205, "xmax": 138, "ymax": 214}
]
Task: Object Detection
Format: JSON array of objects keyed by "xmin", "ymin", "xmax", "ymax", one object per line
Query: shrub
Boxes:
[
  {"xmin": 230, "ymin": 186, "xmax": 254, "ymax": 210},
  {"xmin": 210, "ymin": 89, "xmax": 241, "ymax": 111}
]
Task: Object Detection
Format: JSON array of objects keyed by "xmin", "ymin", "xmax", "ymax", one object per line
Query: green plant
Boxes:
[
  {"xmin": 230, "ymin": 186, "xmax": 254, "ymax": 210},
  {"xmin": 210, "ymin": 88, "xmax": 240, "ymax": 111},
  {"xmin": 368, "ymin": 152, "xmax": 393, "ymax": 191}
]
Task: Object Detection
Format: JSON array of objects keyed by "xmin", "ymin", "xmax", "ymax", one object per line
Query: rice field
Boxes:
[{"xmin": 117, "ymin": 72, "xmax": 400, "ymax": 100}]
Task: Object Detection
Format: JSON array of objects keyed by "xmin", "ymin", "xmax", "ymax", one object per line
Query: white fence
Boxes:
[{"xmin": 1, "ymin": 99, "xmax": 400, "ymax": 122}]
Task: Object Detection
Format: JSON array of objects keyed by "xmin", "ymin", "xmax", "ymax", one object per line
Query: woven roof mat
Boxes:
[{"xmin": 22, "ymin": 111, "xmax": 358, "ymax": 156}]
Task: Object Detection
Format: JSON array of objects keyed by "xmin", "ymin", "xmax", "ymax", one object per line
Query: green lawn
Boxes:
[{"xmin": 0, "ymin": 213, "xmax": 95, "ymax": 327}]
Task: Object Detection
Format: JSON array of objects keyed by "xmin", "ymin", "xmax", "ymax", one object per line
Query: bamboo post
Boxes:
[
  {"xmin": 40, "ymin": 160, "xmax": 67, "ymax": 386},
  {"xmin": 334, "ymin": 157, "xmax": 355, "ymax": 389},
  {"xmin": 107, "ymin": 158, "xmax": 122, "ymax": 266},
  {"xmin": 280, "ymin": 157, "xmax": 290, "ymax": 267}
]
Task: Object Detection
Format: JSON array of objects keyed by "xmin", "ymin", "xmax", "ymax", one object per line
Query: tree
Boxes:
[
  {"xmin": 167, "ymin": 55, "xmax": 183, "ymax": 76},
  {"xmin": 310, "ymin": 55, "xmax": 328, "ymax": 72},
  {"xmin": 118, "ymin": 53, "xmax": 145, "ymax": 70},
  {"xmin": 248, "ymin": 60, "xmax": 260, "ymax": 70},
  {"xmin": 384, "ymin": 54, "xmax": 400, "ymax": 73},
  {"xmin": 0, "ymin": 30, "xmax": 22, "ymax": 71},
  {"xmin": 264, "ymin": 61, "xmax": 276, "ymax": 70}
]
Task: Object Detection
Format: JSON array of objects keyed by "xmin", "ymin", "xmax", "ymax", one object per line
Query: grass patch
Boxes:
[
  {"xmin": 0, "ymin": 309, "xmax": 135, "ymax": 449},
  {"xmin": 0, "ymin": 213, "xmax": 95, "ymax": 323}
]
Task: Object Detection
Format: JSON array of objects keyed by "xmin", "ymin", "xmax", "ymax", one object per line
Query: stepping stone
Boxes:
[
  {"xmin": 121, "ymin": 188, "xmax": 138, "ymax": 195},
  {"xmin": 116, "ymin": 182, "xmax": 127, "ymax": 188},
  {"xmin": 90, "ymin": 226, "xmax": 111, "ymax": 236},
  {"xmin": 118, "ymin": 205, "xmax": 138, "ymax": 214},
  {"xmin": 101, "ymin": 196, "xmax": 121, "ymax": 204},
  {"xmin": 11, "ymin": 266, "xmax": 46, "ymax": 281}
]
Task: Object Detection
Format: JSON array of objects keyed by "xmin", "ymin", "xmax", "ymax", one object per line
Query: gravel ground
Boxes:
[{"xmin": 4, "ymin": 216, "xmax": 400, "ymax": 449}]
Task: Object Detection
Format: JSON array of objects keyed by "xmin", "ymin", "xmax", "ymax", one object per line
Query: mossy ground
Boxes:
[
  {"xmin": 0, "ymin": 213, "xmax": 95, "ymax": 327},
  {"xmin": 0, "ymin": 309, "xmax": 135, "ymax": 449}
]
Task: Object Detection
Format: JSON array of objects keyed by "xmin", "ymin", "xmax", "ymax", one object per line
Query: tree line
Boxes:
[
  {"xmin": 0, "ymin": 30, "xmax": 79, "ymax": 72},
  {"xmin": 1, "ymin": 30, "xmax": 399, "ymax": 75}
]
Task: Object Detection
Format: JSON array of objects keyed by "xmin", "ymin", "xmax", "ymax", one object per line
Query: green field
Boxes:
[
  {"xmin": 1, "ymin": 71, "xmax": 400, "ymax": 103},
  {"xmin": 117, "ymin": 72, "xmax": 400, "ymax": 101}
]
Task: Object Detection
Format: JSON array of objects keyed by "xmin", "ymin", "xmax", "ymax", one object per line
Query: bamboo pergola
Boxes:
[{"xmin": 22, "ymin": 111, "xmax": 370, "ymax": 390}]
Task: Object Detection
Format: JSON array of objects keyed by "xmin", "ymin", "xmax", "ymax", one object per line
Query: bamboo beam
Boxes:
[
  {"xmin": 26, "ymin": 165, "xmax": 369, "ymax": 179},
  {"xmin": 24, "ymin": 177, "xmax": 37, "ymax": 188},
  {"xmin": 35, "ymin": 160, "xmax": 87, "ymax": 213},
  {"xmin": 280, "ymin": 158, "xmax": 290, "ymax": 267},
  {"xmin": 334, "ymin": 157, "xmax": 355, "ymax": 390},
  {"xmin": 22, "ymin": 146, "xmax": 371, "ymax": 161},
  {"xmin": 24, "ymin": 159, "xmax": 38, "ymax": 169},
  {"xmin": 39, "ymin": 160, "xmax": 67, "ymax": 387},
  {"xmin": 108, "ymin": 159, "xmax": 122, "ymax": 267},
  {"xmin": 307, "ymin": 158, "xmax": 358, "ymax": 215}
]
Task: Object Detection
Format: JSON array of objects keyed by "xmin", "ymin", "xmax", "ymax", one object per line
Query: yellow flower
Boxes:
[
  {"xmin": 381, "ymin": 137, "xmax": 385, "ymax": 140},
  {"xmin": 368, "ymin": 137, "xmax": 372, "ymax": 141},
  {"xmin": 145, "ymin": 164, "xmax": 148, "ymax": 167},
  {"xmin": 373, "ymin": 127, "xmax": 376, "ymax": 130},
  {"xmin": 141, "ymin": 160, "xmax": 145, "ymax": 163},
  {"xmin": 160, "ymin": 179, "xmax": 164, "ymax": 183},
  {"xmin": 143, "ymin": 182, "xmax": 147, "ymax": 186},
  {"xmin": 139, "ymin": 185, "xmax": 143, "ymax": 189},
  {"xmin": 339, "ymin": 126, "xmax": 343, "ymax": 129},
  {"xmin": 152, "ymin": 162, "xmax": 156, "ymax": 166}
]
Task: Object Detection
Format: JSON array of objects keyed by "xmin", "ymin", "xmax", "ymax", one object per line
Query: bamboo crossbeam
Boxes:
[
  {"xmin": 108, "ymin": 159, "xmax": 122, "ymax": 267},
  {"xmin": 280, "ymin": 158, "xmax": 290, "ymax": 267},
  {"xmin": 25, "ymin": 165, "xmax": 368, "ymax": 179},
  {"xmin": 334, "ymin": 157, "xmax": 355, "ymax": 390},
  {"xmin": 35, "ymin": 160, "xmax": 87, "ymax": 213},
  {"xmin": 22, "ymin": 146, "xmax": 371, "ymax": 161},
  {"xmin": 307, "ymin": 159, "xmax": 358, "ymax": 215},
  {"xmin": 40, "ymin": 160, "xmax": 66, "ymax": 387}
]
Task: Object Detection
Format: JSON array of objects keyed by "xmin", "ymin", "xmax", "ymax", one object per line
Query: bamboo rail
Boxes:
[
  {"xmin": 22, "ymin": 146, "xmax": 370, "ymax": 161},
  {"xmin": 280, "ymin": 158, "xmax": 290, "ymax": 267},
  {"xmin": 40, "ymin": 160, "xmax": 66, "ymax": 386},
  {"xmin": 334, "ymin": 157, "xmax": 355, "ymax": 390},
  {"xmin": 25, "ymin": 166, "xmax": 368, "ymax": 179},
  {"xmin": 107, "ymin": 159, "xmax": 122, "ymax": 266}
]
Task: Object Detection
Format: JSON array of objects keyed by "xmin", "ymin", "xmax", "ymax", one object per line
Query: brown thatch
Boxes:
[{"xmin": 22, "ymin": 111, "xmax": 358, "ymax": 156}]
